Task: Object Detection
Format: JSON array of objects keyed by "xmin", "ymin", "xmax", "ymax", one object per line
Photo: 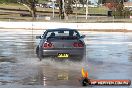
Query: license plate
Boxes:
[{"xmin": 57, "ymin": 53, "xmax": 69, "ymax": 58}]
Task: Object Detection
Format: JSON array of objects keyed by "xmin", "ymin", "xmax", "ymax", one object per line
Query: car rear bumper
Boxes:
[{"xmin": 42, "ymin": 48, "xmax": 85, "ymax": 57}]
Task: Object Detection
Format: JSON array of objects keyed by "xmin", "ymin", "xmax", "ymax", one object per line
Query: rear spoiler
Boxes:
[{"xmin": 47, "ymin": 36, "xmax": 79, "ymax": 41}]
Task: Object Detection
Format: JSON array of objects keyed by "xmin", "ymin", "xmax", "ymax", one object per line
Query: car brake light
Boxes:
[
  {"xmin": 78, "ymin": 43, "xmax": 84, "ymax": 47},
  {"xmin": 73, "ymin": 42, "xmax": 78, "ymax": 47},
  {"xmin": 43, "ymin": 42, "xmax": 53, "ymax": 48},
  {"xmin": 73, "ymin": 42, "xmax": 84, "ymax": 47}
]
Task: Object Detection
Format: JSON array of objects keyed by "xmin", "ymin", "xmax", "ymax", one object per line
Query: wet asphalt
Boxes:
[{"xmin": 0, "ymin": 29, "xmax": 132, "ymax": 88}]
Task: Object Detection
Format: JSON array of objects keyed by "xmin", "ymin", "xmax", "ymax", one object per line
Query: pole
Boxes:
[
  {"xmin": 76, "ymin": 0, "xmax": 78, "ymax": 20},
  {"xmin": 62, "ymin": 0, "xmax": 65, "ymax": 14},
  {"xmin": 62, "ymin": 0, "xmax": 65, "ymax": 19},
  {"xmin": 86, "ymin": 0, "xmax": 88, "ymax": 19},
  {"xmin": 52, "ymin": 1, "xmax": 55, "ymax": 18}
]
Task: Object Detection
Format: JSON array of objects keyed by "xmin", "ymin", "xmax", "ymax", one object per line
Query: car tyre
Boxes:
[
  {"xmin": 36, "ymin": 46, "xmax": 43, "ymax": 61},
  {"xmin": 38, "ymin": 50, "xmax": 43, "ymax": 61},
  {"xmin": 76, "ymin": 56, "xmax": 84, "ymax": 61}
]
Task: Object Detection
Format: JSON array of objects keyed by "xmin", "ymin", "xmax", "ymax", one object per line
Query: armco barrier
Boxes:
[{"xmin": 0, "ymin": 22, "xmax": 131, "ymax": 30}]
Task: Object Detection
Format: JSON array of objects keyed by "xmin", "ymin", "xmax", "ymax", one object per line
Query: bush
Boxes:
[
  {"xmin": 123, "ymin": 8, "xmax": 130, "ymax": 18},
  {"xmin": 113, "ymin": 8, "xmax": 131, "ymax": 18},
  {"xmin": 113, "ymin": 10, "xmax": 123, "ymax": 18}
]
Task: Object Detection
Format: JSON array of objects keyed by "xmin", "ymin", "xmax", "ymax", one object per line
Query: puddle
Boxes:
[{"xmin": 0, "ymin": 30, "xmax": 132, "ymax": 88}]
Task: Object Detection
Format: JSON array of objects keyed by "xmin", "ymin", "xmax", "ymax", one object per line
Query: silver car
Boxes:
[{"xmin": 36, "ymin": 28, "xmax": 86, "ymax": 61}]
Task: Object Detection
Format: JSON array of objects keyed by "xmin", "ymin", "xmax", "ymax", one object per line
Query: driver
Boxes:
[
  {"xmin": 50, "ymin": 32, "xmax": 55, "ymax": 37},
  {"xmin": 69, "ymin": 30, "xmax": 74, "ymax": 36}
]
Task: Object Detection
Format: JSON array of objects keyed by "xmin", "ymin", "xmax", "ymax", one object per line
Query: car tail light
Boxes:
[
  {"xmin": 43, "ymin": 42, "xmax": 53, "ymax": 48},
  {"xmin": 73, "ymin": 42, "xmax": 84, "ymax": 47}
]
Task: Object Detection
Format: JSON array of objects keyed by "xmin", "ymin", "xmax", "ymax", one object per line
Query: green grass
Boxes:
[
  {"xmin": 76, "ymin": 6, "xmax": 109, "ymax": 14},
  {"xmin": 0, "ymin": 3, "xmax": 27, "ymax": 10},
  {"xmin": 89, "ymin": 7, "xmax": 109, "ymax": 14},
  {"xmin": 0, "ymin": 3, "xmax": 58, "ymax": 12}
]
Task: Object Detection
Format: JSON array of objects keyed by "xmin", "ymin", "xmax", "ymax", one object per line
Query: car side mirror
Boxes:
[
  {"xmin": 36, "ymin": 36, "xmax": 42, "ymax": 39},
  {"xmin": 80, "ymin": 35, "xmax": 85, "ymax": 38}
]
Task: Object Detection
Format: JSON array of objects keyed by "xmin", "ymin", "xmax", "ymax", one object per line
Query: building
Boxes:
[{"xmin": 124, "ymin": 1, "xmax": 132, "ymax": 8}]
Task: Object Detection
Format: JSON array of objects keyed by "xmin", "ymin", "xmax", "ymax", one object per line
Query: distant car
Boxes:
[
  {"xmin": 36, "ymin": 28, "xmax": 86, "ymax": 61},
  {"xmin": 20, "ymin": 13, "xmax": 32, "ymax": 17}
]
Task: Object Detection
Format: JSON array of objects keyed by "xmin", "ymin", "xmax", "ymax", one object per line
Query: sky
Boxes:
[{"xmin": 90, "ymin": 0, "xmax": 98, "ymax": 4}]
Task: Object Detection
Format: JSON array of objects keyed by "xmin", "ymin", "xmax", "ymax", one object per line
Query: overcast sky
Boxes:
[
  {"xmin": 90, "ymin": 0, "xmax": 98, "ymax": 4},
  {"xmin": 90, "ymin": 0, "xmax": 104, "ymax": 4}
]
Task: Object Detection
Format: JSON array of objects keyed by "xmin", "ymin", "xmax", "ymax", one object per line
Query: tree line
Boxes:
[
  {"xmin": 1, "ymin": 0, "xmax": 130, "ymax": 20},
  {"xmin": 98, "ymin": 0, "xmax": 128, "ymax": 4}
]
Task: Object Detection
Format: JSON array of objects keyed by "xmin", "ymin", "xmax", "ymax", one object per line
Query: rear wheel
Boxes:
[
  {"xmin": 70, "ymin": 56, "xmax": 84, "ymax": 61},
  {"xmin": 77, "ymin": 56, "xmax": 84, "ymax": 61},
  {"xmin": 36, "ymin": 46, "xmax": 43, "ymax": 61}
]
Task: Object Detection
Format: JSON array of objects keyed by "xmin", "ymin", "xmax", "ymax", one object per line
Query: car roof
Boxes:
[{"xmin": 46, "ymin": 28, "xmax": 77, "ymax": 31}]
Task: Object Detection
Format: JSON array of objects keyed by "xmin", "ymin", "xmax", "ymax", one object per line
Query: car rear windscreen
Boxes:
[{"xmin": 45, "ymin": 30, "xmax": 80, "ymax": 39}]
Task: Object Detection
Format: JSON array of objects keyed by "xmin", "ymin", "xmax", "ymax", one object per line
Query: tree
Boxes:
[
  {"xmin": 115, "ymin": 2, "xmax": 124, "ymax": 17},
  {"xmin": 78, "ymin": 0, "xmax": 85, "ymax": 4},
  {"xmin": 65, "ymin": 0, "xmax": 73, "ymax": 16},
  {"xmin": 99, "ymin": 0, "xmax": 130, "ymax": 18},
  {"xmin": 57, "ymin": 0, "xmax": 73, "ymax": 19},
  {"xmin": 18, "ymin": 0, "xmax": 38, "ymax": 20},
  {"xmin": 56, "ymin": 0, "xmax": 65, "ymax": 19}
]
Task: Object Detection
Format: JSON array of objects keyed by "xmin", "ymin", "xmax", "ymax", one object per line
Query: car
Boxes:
[{"xmin": 36, "ymin": 28, "xmax": 86, "ymax": 61}]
